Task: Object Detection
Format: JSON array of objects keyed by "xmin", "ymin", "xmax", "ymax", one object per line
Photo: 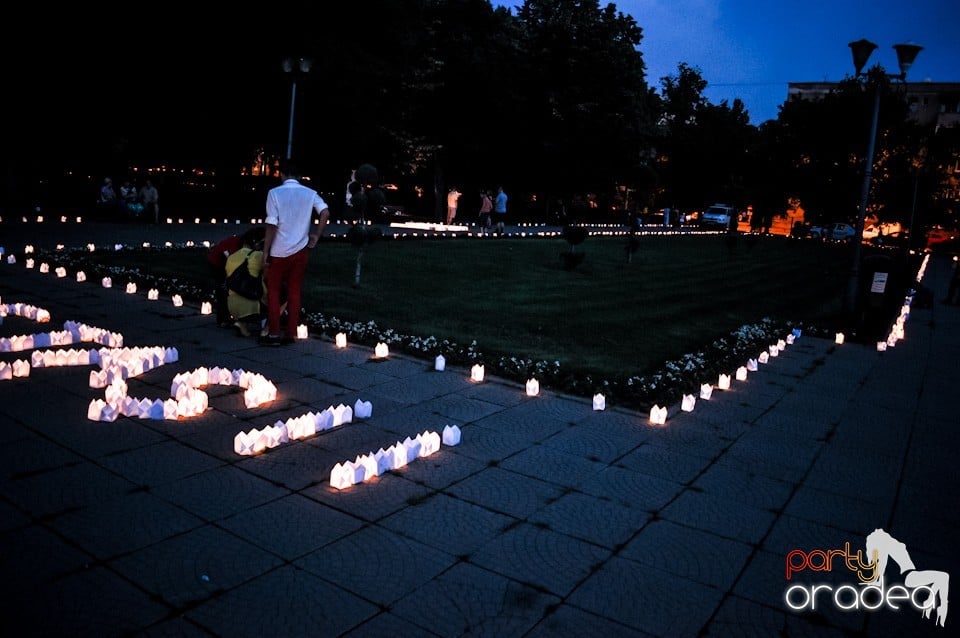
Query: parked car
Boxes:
[
  {"xmin": 928, "ymin": 235, "xmax": 960, "ymax": 256},
  {"xmin": 642, "ymin": 211, "xmax": 665, "ymax": 226},
  {"xmin": 808, "ymin": 223, "xmax": 856, "ymax": 241},
  {"xmin": 790, "ymin": 221, "xmax": 811, "ymax": 238},
  {"xmin": 700, "ymin": 204, "xmax": 735, "ymax": 229},
  {"xmin": 871, "ymin": 230, "xmax": 911, "ymax": 250},
  {"xmin": 862, "ymin": 221, "xmax": 902, "ymax": 240},
  {"xmin": 925, "ymin": 226, "xmax": 959, "ymax": 249}
]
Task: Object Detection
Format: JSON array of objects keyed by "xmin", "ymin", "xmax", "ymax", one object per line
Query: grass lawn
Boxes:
[
  {"xmin": 311, "ymin": 234, "xmax": 852, "ymax": 376},
  {"xmin": 87, "ymin": 232, "xmax": 856, "ymax": 383}
]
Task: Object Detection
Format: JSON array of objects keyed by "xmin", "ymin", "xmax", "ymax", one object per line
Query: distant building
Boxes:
[
  {"xmin": 787, "ymin": 81, "xmax": 960, "ymax": 130},
  {"xmin": 788, "ymin": 81, "xmax": 960, "ymax": 219}
]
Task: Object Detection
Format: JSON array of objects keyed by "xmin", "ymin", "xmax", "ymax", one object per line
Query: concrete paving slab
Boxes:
[
  {"xmin": 389, "ymin": 561, "xmax": 560, "ymax": 637},
  {"xmin": 567, "ymin": 555, "xmax": 725, "ymax": 636},
  {"xmin": 1, "ymin": 227, "xmax": 956, "ymax": 636},
  {"xmin": 577, "ymin": 465, "xmax": 684, "ymax": 513},
  {"xmin": 525, "ymin": 604, "xmax": 656, "ymax": 637},
  {"xmin": 48, "ymin": 489, "xmax": 205, "ymax": 561},
  {"xmin": 0, "ymin": 523, "xmax": 94, "ymax": 597},
  {"xmin": 526, "ymin": 489, "xmax": 651, "ymax": 549},
  {"xmin": 295, "ymin": 523, "xmax": 457, "ymax": 606},
  {"xmin": 111, "ymin": 524, "xmax": 285, "ymax": 608},
  {"xmin": 6, "ymin": 564, "xmax": 171, "ymax": 637},
  {"xmin": 539, "ymin": 421, "xmax": 643, "ymax": 464},
  {"xmin": 379, "ymin": 492, "xmax": 514, "ymax": 557},
  {"xmin": 702, "ymin": 595, "xmax": 792, "ymax": 637},
  {"xmin": 498, "ymin": 444, "xmax": 608, "ymax": 489},
  {"xmin": 691, "ymin": 463, "xmax": 795, "ymax": 511},
  {"xmin": 185, "ymin": 564, "xmax": 379, "ymax": 638},
  {"xmin": 659, "ymin": 489, "xmax": 777, "ymax": 545},
  {"xmin": 379, "ymin": 446, "xmax": 488, "ymax": 491},
  {"xmin": 219, "ymin": 493, "xmax": 365, "ymax": 561},
  {"xmin": 619, "ymin": 519, "xmax": 753, "ymax": 590},
  {"xmin": 238, "ymin": 440, "xmax": 344, "ymax": 491},
  {"xmin": 444, "ymin": 465, "xmax": 566, "ymax": 519},
  {"xmin": 98, "ymin": 439, "xmax": 226, "ymax": 487},
  {"xmin": 305, "ymin": 473, "xmax": 435, "ymax": 523},
  {"xmin": 472, "ymin": 408, "xmax": 574, "ymax": 444},
  {"xmin": 784, "ymin": 485, "xmax": 894, "ymax": 536},
  {"xmin": 468, "ymin": 519, "xmax": 612, "ymax": 596},
  {"xmin": 150, "ymin": 464, "xmax": 289, "ymax": 522},
  {"xmin": 617, "ymin": 443, "xmax": 716, "ymax": 484},
  {"xmin": 0, "ymin": 461, "xmax": 137, "ymax": 518}
]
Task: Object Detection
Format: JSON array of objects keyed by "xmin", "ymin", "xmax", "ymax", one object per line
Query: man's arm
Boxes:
[
  {"xmin": 308, "ymin": 208, "xmax": 330, "ymax": 248},
  {"xmin": 262, "ymin": 224, "xmax": 278, "ymax": 267}
]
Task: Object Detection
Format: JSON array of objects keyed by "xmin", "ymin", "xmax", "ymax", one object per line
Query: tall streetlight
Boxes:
[
  {"xmin": 282, "ymin": 56, "xmax": 314, "ymax": 160},
  {"xmin": 845, "ymin": 39, "xmax": 922, "ymax": 325},
  {"xmin": 905, "ymin": 147, "xmax": 926, "ymax": 264}
]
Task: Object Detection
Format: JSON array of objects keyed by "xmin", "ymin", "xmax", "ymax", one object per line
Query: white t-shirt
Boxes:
[{"xmin": 265, "ymin": 179, "xmax": 327, "ymax": 258}]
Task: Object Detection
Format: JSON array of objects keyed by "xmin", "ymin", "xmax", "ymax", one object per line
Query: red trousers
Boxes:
[{"xmin": 265, "ymin": 247, "xmax": 309, "ymax": 337}]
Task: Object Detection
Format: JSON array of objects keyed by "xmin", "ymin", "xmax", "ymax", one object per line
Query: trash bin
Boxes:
[{"xmin": 857, "ymin": 254, "xmax": 901, "ymax": 342}]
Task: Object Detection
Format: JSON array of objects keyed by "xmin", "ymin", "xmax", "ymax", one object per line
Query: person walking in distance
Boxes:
[
  {"xmin": 478, "ymin": 189, "xmax": 493, "ymax": 236},
  {"xmin": 494, "ymin": 186, "xmax": 508, "ymax": 236},
  {"xmin": 259, "ymin": 160, "xmax": 330, "ymax": 346},
  {"xmin": 446, "ymin": 186, "xmax": 461, "ymax": 225}
]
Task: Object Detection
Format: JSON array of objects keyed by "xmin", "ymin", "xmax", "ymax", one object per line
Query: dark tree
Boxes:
[
  {"xmin": 764, "ymin": 72, "xmax": 931, "ymax": 227},
  {"xmin": 655, "ymin": 63, "xmax": 755, "ymax": 211},
  {"xmin": 512, "ymin": 0, "xmax": 658, "ymax": 211}
]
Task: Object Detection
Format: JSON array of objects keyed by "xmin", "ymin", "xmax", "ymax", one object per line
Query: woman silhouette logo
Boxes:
[{"xmin": 866, "ymin": 528, "xmax": 949, "ymax": 627}]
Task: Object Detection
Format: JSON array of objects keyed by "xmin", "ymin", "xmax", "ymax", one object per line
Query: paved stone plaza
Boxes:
[{"xmin": 0, "ymin": 222, "xmax": 956, "ymax": 637}]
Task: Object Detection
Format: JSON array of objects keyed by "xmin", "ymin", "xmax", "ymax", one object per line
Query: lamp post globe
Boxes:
[
  {"xmin": 893, "ymin": 44, "xmax": 923, "ymax": 78},
  {"xmin": 848, "ymin": 39, "xmax": 878, "ymax": 76}
]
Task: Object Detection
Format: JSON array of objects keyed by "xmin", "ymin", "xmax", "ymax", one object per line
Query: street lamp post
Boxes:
[
  {"xmin": 906, "ymin": 156, "xmax": 922, "ymax": 264},
  {"xmin": 282, "ymin": 56, "xmax": 314, "ymax": 160},
  {"xmin": 844, "ymin": 39, "xmax": 922, "ymax": 327}
]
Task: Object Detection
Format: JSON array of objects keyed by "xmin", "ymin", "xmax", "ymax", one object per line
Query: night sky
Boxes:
[
  {"xmin": 496, "ymin": 0, "xmax": 960, "ymax": 125},
  {"xmin": 5, "ymin": 4, "xmax": 336, "ymax": 173},
  {"xmin": 8, "ymin": 1, "xmax": 958, "ymax": 178}
]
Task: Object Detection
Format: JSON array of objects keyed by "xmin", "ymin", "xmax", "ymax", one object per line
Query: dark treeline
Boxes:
[{"xmin": 4, "ymin": 0, "xmax": 958, "ymax": 228}]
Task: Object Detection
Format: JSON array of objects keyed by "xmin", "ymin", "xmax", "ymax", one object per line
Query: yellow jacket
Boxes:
[{"xmin": 225, "ymin": 247, "xmax": 265, "ymax": 320}]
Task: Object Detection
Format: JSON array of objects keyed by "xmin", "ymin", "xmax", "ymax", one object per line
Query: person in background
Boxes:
[
  {"xmin": 97, "ymin": 177, "xmax": 118, "ymax": 219},
  {"xmin": 260, "ymin": 160, "xmax": 330, "ymax": 346},
  {"xmin": 345, "ymin": 168, "xmax": 357, "ymax": 212},
  {"xmin": 348, "ymin": 180, "xmax": 363, "ymax": 219},
  {"xmin": 119, "ymin": 180, "xmax": 139, "ymax": 217},
  {"xmin": 493, "ymin": 185, "xmax": 508, "ymax": 237},
  {"xmin": 478, "ymin": 190, "xmax": 493, "ymax": 236},
  {"xmin": 207, "ymin": 227, "xmax": 264, "ymax": 328},
  {"xmin": 140, "ymin": 179, "xmax": 159, "ymax": 223},
  {"xmin": 446, "ymin": 186, "xmax": 462, "ymax": 225}
]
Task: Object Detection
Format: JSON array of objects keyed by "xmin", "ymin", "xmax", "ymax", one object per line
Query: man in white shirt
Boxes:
[{"xmin": 260, "ymin": 161, "xmax": 330, "ymax": 345}]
